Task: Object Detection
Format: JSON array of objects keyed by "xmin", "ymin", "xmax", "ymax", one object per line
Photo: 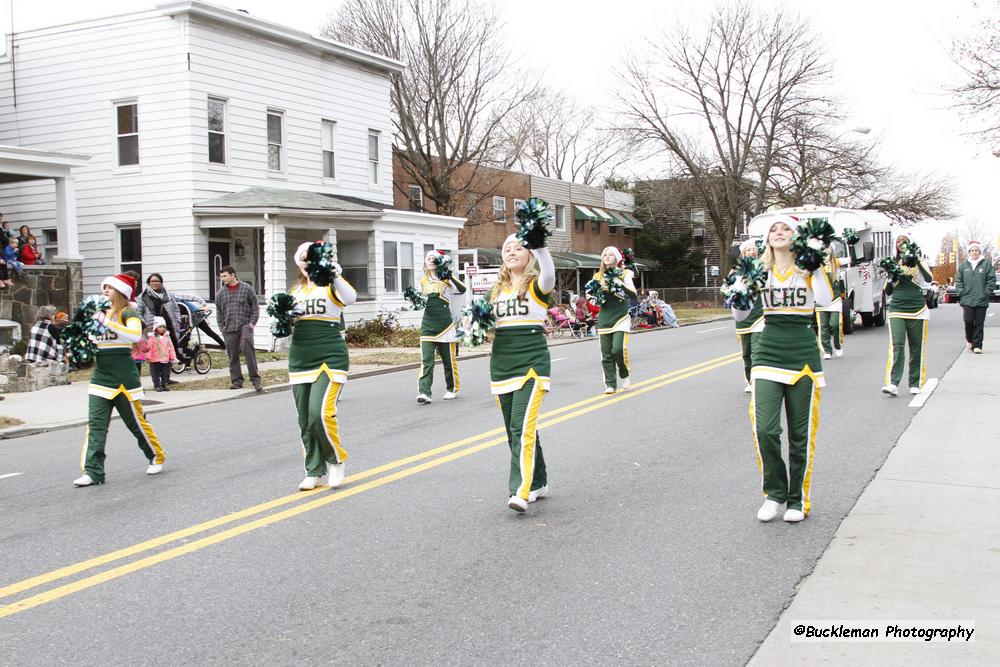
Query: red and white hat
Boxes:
[
  {"xmin": 294, "ymin": 241, "xmax": 315, "ymax": 273},
  {"xmin": 602, "ymin": 246, "xmax": 623, "ymax": 266},
  {"xmin": 426, "ymin": 248, "xmax": 448, "ymax": 261},
  {"xmin": 101, "ymin": 273, "xmax": 137, "ymax": 300},
  {"xmin": 968, "ymin": 240, "xmax": 982, "ymax": 252}
]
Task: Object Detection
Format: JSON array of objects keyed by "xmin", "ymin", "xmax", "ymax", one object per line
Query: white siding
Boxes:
[
  {"xmin": 529, "ymin": 175, "xmax": 572, "ymax": 251},
  {"xmin": 569, "ymin": 183, "xmax": 604, "ymax": 208},
  {"xmin": 604, "ymin": 189, "xmax": 635, "ymax": 213}
]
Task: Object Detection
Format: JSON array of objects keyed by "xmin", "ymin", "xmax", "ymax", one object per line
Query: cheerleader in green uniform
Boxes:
[
  {"xmin": 593, "ymin": 246, "xmax": 637, "ymax": 394},
  {"xmin": 288, "ymin": 242, "xmax": 357, "ymax": 491},
  {"xmin": 882, "ymin": 232, "xmax": 933, "ymax": 397},
  {"xmin": 816, "ymin": 254, "xmax": 844, "ymax": 360},
  {"xmin": 75, "ymin": 274, "xmax": 166, "ymax": 487},
  {"xmin": 734, "ymin": 217, "xmax": 834, "ymax": 522},
  {"xmin": 417, "ymin": 250, "xmax": 467, "ymax": 404},
  {"xmin": 490, "ymin": 229, "xmax": 556, "ymax": 513},
  {"xmin": 734, "ymin": 240, "xmax": 764, "ymax": 394}
]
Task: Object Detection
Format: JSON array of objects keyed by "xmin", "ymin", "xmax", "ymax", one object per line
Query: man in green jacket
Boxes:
[{"xmin": 955, "ymin": 240, "xmax": 997, "ymax": 354}]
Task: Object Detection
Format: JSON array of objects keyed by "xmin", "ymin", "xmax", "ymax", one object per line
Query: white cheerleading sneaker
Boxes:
[
  {"xmin": 620, "ymin": 376, "xmax": 631, "ymax": 390},
  {"xmin": 881, "ymin": 384, "xmax": 898, "ymax": 396},
  {"xmin": 603, "ymin": 386, "xmax": 615, "ymax": 395},
  {"xmin": 834, "ymin": 348, "xmax": 843, "ymax": 358},
  {"xmin": 73, "ymin": 474, "xmax": 96, "ymax": 487},
  {"xmin": 783, "ymin": 508, "xmax": 806, "ymax": 523},
  {"xmin": 528, "ymin": 486, "xmax": 548, "ymax": 502},
  {"xmin": 757, "ymin": 499, "xmax": 782, "ymax": 522},
  {"xmin": 823, "ymin": 353, "xmax": 832, "ymax": 360},
  {"xmin": 507, "ymin": 495, "xmax": 528, "ymax": 512},
  {"xmin": 442, "ymin": 391, "xmax": 458, "ymax": 400},
  {"xmin": 744, "ymin": 383, "xmax": 752, "ymax": 394},
  {"xmin": 146, "ymin": 464, "xmax": 163, "ymax": 475},
  {"xmin": 416, "ymin": 394, "xmax": 432, "ymax": 404},
  {"xmin": 298, "ymin": 475, "xmax": 327, "ymax": 491},
  {"xmin": 327, "ymin": 462, "xmax": 346, "ymax": 488},
  {"xmin": 910, "ymin": 387, "xmax": 921, "ymax": 395}
]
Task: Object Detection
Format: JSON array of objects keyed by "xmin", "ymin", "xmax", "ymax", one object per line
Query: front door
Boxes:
[{"xmin": 209, "ymin": 241, "xmax": 231, "ymax": 299}]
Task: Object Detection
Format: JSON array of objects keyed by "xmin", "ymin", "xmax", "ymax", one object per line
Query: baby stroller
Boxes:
[{"xmin": 171, "ymin": 300, "xmax": 214, "ymax": 375}]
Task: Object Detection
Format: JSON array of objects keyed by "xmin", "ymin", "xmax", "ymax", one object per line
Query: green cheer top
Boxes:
[
  {"xmin": 817, "ymin": 268, "xmax": 844, "ymax": 313},
  {"xmin": 287, "ymin": 281, "xmax": 353, "ymax": 385},
  {"xmin": 89, "ymin": 307, "xmax": 145, "ymax": 400},
  {"xmin": 735, "ymin": 295, "xmax": 764, "ymax": 334},
  {"xmin": 420, "ymin": 273, "xmax": 467, "ymax": 343},
  {"xmin": 489, "ymin": 278, "xmax": 551, "ymax": 395},
  {"xmin": 886, "ymin": 261, "xmax": 933, "ymax": 320},
  {"xmin": 594, "ymin": 268, "xmax": 638, "ymax": 334}
]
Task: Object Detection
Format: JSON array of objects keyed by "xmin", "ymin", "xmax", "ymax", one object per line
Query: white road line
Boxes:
[
  {"xmin": 908, "ymin": 378, "xmax": 939, "ymax": 408},
  {"xmin": 0, "ymin": 472, "xmax": 23, "ymax": 480},
  {"xmin": 698, "ymin": 327, "xmax": 728, "ymax": 334},
  {"xmin": 551, "ymin": 357, "xmax": 568, "ymax": 362}
]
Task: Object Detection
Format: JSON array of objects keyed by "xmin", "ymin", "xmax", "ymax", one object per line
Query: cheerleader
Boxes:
[
  {"xmin": 288, "ymin": 242, "xmax": 357, "ymax": 491},
  {"xmin": 417, "ymin": 250, "xmax": 467, "ymax": 404},
  {"xmin": 490, "ymin": 233, "xmax": 555, "ymax": 512},
  {"xmin": 75, "ymin": 274, "xmax": 166, "ymax": 487},
  {"xmin": 734, "ymin": 217, "xmax": 834, "ymax": 522},
  {"xmin": 734, "ymin": 240, "xmax": 764, "ymax": 393},
  {"xmin": 882, "ymin": 232, "xmax": 933, "ymax": 396},
  {"xmin": 593, "ymin": 246, "xmax": 637, "ymax": 394},
  {"xmin": 816, "ymin": 254, "xmax": 844, "ymax": 360}
]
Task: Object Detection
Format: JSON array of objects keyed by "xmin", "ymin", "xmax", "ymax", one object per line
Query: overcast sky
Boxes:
[{"xmin": 3, "ymin": 0, "xmax": 998, "ymax": 250}]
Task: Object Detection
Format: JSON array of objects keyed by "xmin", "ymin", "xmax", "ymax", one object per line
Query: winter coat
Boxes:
[{"xmin": 956, "ymin": 259, "xmax": 997, "ymax": 308}]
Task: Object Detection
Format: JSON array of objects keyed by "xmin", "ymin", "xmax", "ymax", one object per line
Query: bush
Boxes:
[
  {"xmin": 346, "ymin": 312, "xmax": 420, "ymax": 348},
  {"xmin": 10, "ymin": 338, "xmax": 27, "ymax": 356}
]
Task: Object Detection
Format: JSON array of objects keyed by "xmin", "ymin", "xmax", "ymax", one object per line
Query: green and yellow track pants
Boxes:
[
  {"xmin": 495, "ymin": 378, "xmax": 548, "ymax": 500},
  {"xmin": 81, "ymin": 394, "xmax": 165, "ymax": 483},
  {"xmin": 292, "ymin": 373, "xmax": 347, "ymax": 477},
  {"xmin": 418, "ymin": 341, "xmax": 459, "ymax": 396}
]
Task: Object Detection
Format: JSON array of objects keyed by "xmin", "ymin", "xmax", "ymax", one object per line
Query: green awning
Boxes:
[
  {"xmin": 622, "ymin": 212, "xmax": 644, "ymax": 229},
  {"xmin": 573, "ymin": 205, "xmax": 598, "ymax": 221},
  {"xmin": 607, "ymin": 211, "xmax": 630, "ymax": 227},
  {"xmin": 590, "ymin": 207, "xmax": 614, "ymax": 223},
  {"xmin": 462, "ymin": 247, "xmax": 655, "ymax": 271}
]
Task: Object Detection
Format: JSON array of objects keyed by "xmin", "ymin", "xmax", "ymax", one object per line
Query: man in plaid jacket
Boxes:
[
  {"xmin": 215, "ymin": 266, "xmax": 262, "ymax": 393},
  {"xmin": 25, "ymin": 305, "xmax": 65, "ymax": 364}
]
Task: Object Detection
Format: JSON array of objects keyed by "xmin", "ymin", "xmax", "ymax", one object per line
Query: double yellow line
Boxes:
[{"xmin": 0, "ymin": 352, "xmax": 740, "ymax": 619}]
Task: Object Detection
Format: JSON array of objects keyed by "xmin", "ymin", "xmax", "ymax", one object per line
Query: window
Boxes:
[
  {"xmin": 338, "ymin": 239, "xmax": 369, "ymax": 294},
  {"xmin": 555, "ymin": 205, "xmax": 566, "ymax": 231},
  {"xmin": 322, "ymin": 120, "xmax": 336, "ymax": 178},
  {"xmin": 591, "ymin": 219, "xmax": 601, "ymax": 234},
  {"xmin": 609, "ymin": 223, "xmax": 618, "ymax": 236},
  {"xmin": 119, "ymin": 226, "xmax": 142, "ymax": 281},
  {"xmin": 423, "ymin": 243, "xmax": 435, "ymax": 257},
  {"xmin": 208, "ymin": 98, "xmax": 227, "ymax": 165},
  {"xmin": 513, "ymin": 199, "xmax": 526, "ymax": 221},
  {"xmin": 115, "ymin": 101, "xmax": 139, "ymax": 167},
  {"xmin": 691, "ymin": 208, "xmax": 706, "ymax": 227},
  {"xmin": 493, "ymin": 196, "xmax": 507, "ymax": 223},
  {"xmin": 368, "ymin": 130, "xmax": 381, "ymax": 185},
  {"xmin": 575, "ymin": 219, "xmax": 585, "ymax": 233},
  {"xmin": 267, "ymin": 110, "xmax": 284, "ymax": 171},
  {"xmin": 383, "ymin": 241, "xmax": 398, "ymax": 292},
  {"xmin": 41, "ymin": 228, "xmax": 58, "ymax": 259},
  {"xmin": 623, "ymin": 227, "xmax": 632, "ymax": 237},
  {"xmin": 408, "ymin": 184, "xmax": 424, "ymax": 212},
  {"xmin": 400, "ymin": 242, "xmax": 414, "ymax": 291}
]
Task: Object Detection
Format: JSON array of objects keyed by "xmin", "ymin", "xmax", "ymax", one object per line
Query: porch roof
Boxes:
[{"xmin": 193, "ymin": 187, "xmax": 388, "ymax": 214}]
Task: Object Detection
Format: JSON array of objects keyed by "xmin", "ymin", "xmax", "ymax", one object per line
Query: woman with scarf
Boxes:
[
  {"xmin": 956, "ymin": 240, "xmax": 997, "ymax": 354},
  {"xmin": 137, "ymin": 273, "xmax": 226, "ymax": 359}
]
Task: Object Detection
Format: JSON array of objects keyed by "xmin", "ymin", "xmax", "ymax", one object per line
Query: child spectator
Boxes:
[
  {"xmin": 19, "ymin": 234, "xmax": 43, "ymax": 265},
  {"xmin": 4, "ymin": 238, "xmax": 24, "ymax": 277},
  {"xmin": 146, "ymin": 316, "xmax": 177, "ymax": 392},
  {"xmin": 131, "ymin": 332, "xmax": 147, "ymax": 376}
]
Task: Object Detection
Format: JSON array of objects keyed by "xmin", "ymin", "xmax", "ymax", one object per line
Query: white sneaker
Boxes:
[
  {"xmin": 146, "ymin": 464, "xmax": 163, "ymax": 475},
  {"xmin": 757, "ymin": 499, "xmax": 782, "ymax": 522},
  {"xmin": 604, "ymin": 386, "xmax": 615, "ymax": 395},
  {"xmin": 73, "ymin": 474, "xmax": 96, "ymax": 487},
  {"xmin": 508, "ymin": 495, "xmax": 528, "ymax": 512},
  {"xmin": 973, "ymin": 348, "xmax": 982, "ymax": 354},
  {"xmin": 881, "ymin": 384, "xmax": 898, "ymax": 396},
  {"xmin": 823, "ymin": 353, "xmax": 832, "ymax": 360},
  {"xmin": 744, "ymin": 383, "xmax": 752, "ymax": 394},
  {"xmin": 416, "ymin": 394, "xmax": 432, "ymax": 404},
  {"xmin": 442, "ymin": 391, "xmax": 458, "ymax": 400},
  {"xmin": 783, "ymin": 508, "xmax": 806, "ymax": 523},
  {"xmin": 298, "ymin": 475, "xmax": 327, "ymax": 491},
  {"xmin": 834, "ymin": 348, "xmax": 843, "ymax": 358},
  {"xmin": 620, "ymin": 376, "xmax": 631, "ymax": 390},
  {"xmin": 327, "ymin": 462, "xmax": 346, "ymax": 488},
  {"xmin": 909, "ymin": 387, "xmax": 921, "ymax": 395},
  {"xmin": 528, "ymin": 486, "xmax": 548, "ymax": 502}
]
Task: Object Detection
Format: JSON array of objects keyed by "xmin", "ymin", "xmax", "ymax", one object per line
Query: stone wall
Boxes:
[
  {"xmin": 0, "ymin": 354, "xmax": 70, "ymax": 393},
  {"xmin": 0, "ymin": 260, "xmax": 83, "ymax": 338}
]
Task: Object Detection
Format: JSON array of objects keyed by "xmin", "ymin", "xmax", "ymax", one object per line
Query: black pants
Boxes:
[
  {"xmin": 197, "ymin": 320, "xmax": 227, "ymax": 348},
  {"xmin": 150, "ymin": 362, "xmax": 172, "ymax": 388},
  {"xmin": 161, "ymin": 312, "xmax": 187, "ymax": 361},
  {"xmin": 963, "ymin": 305, "xmax": 987, "ymax": 349}
]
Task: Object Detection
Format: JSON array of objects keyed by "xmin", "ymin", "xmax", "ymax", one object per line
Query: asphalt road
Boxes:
[{"xmin": 0, "ymin": 303, "xmax": 978, "ymax": 665}]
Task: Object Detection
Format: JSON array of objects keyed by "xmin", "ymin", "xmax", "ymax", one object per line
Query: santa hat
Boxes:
[
  {"xmin": 153, "ymin": 316, "xmax": 166, "ymax": 329},
  {"xmin": 426, "ymin": 248, "xmax": 448, "ymax": 261},
  {"xmin": 968, "ymin": 240, "xmax": 982, "ymax": 252},
  {"xmin": 766, "ymin": 215, "xmax": 800, "ymax": 237},
  {"xmin": 602, "ymin": 246, "xmax": 624, "ymax": 266},
  {"xmin": 102, "ymin": 273, "xmax": 137, "ymax": 300},
  {"xmin": 294, "ymin": 241, "xmax": 320, "ymax": 273}
]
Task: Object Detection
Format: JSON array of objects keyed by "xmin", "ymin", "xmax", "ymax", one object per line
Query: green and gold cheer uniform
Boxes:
[
  {"xmin": 742, "ymin": 266, "xmax": 834, "ymax": 515},
  {"xmin": 418, "ymin": 273, "xmax": 467, "ymax": 396},
  {"xmin": 594, "ymin": 268, "xmax": 637, "ymax": 389},
  {"xmin": 735, "ymin": 294, "xmax": 764, "ymax": 383},
  {"xmin": 816, "ymin": 267, "xmax": 844, "ymax": 356},
  {"xmin": 884, "ymin": 261, "xmax": 933, "ymax": 389},
  {"xmin": 490, "ymin": 275, "xmax": 552, "ymax": 501},
  {"xmin": 80, "ymin": 308, "xmax": 165, "ymax": 483},
  {"xmin": 288, "ymin": 280, "xmax": 354, "ymax": 477}
]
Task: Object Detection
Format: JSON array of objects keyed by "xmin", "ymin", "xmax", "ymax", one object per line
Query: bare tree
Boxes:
[
  {"xmin": 950, "ymin": 5, "xmax": 1000, "ymax": 155},
  {"xmin": 323, "ymin": 0, "xmax": 537, "ymax": 221},
  {"xmin": 616, "ymin": 2, "xmax": 833, "ymax": 273}
]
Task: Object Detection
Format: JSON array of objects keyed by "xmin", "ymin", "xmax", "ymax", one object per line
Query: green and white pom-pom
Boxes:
[
  {"xmin": 514, "ymin": 197, "xmax": 553, "ymax": 250},
  {"xmin": 432, "ymin": 253, "xmax": 453, "ymax": 281},
  {"xmin": 790, "ymin": 218, "xmax": 836, "ymax": 271},
  {"xmin": 754, "ymin": 238, "xmax": 767, "ymax": 256},
  {"xmin": 266, "ymin": 292, "xmax": 300, "ymax": 338},
  {"xmin": 721, "ymin": 256, "xmax": 767, "ymax": 311},
  {"xmin": 842, "ymin": 228, "xmax": 861, "ymax": 246},
  {"xmin": 403, "ymin": 286, "xmax": 427, "ymax": 310},
  {"xmin": 621, "ymin": 247, "xmax": 638, "ymax": 272},
  {"xmin": 584, "ymin": 278, "xmax": 606, "ymax": 306},
  {"xmin": 458, "ymin": 297, "xmax": 496, "ymax": 347},
  {"xmin": 305, "ymin": 241, "xmax": 340, "ymax": 286},
  {"xmin": 62, "ymin": 295, "xmax": 111, "ymax": 365},
  {"xmin": 603, "ymin": 267, "xmax": 626, "ymax": 300},
  {"xmin": 898, "ymin": 239, "xmax": 922, "ymax": 268},
  {"xmin": 878, "ymin": 256, "xmax": 904, "ymax": 283}
]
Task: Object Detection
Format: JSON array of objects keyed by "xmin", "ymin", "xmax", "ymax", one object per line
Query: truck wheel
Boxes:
[{"xmin": 843, "ymin": 295, "xmax": 855, "ymax": 334}]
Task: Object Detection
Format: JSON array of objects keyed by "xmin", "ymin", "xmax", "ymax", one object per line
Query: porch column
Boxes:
[
  {"xmin": 262, "ymin": 214, "xmax": 286, "ymax": 298},
  {"xmin": 324, "ymin": 228, "xmax": 338, "ymax": 261},
  {"xmin": 53, "ymin": 175, "xmax": 82, "ymax": 261}
]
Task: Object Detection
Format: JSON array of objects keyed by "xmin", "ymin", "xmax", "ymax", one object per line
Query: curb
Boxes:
[{"xmin": 0, "ymin": 317, "xmax": 730, "ymax": 440}]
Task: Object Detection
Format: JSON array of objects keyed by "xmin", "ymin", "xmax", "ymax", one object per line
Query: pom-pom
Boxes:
[
  {"xmin": 584, "ymin": 278, "xmax": 606, "ymax": 306},
  {"xmin": 403, "ymin": 286, "xmax": 427, "ymax": 310},
  {"xmin": 621, "ymin": 247, "xmax": 638, "ymax": 272},
  {"xmin": 898, "ymin": 239, "xmax": 922, "ymax": 268},
  {"xmin": 458, "ymin": 297, "xmax": 496, "ymax": 347},
  {"xmin": 754, "ymin": 238, "xmax": 766, "ymax": 256},
  {"xmin": 878, "ymin": 256, "xmax": 904, "ymax": 283},
  {"xmin": 304, "ymin": 242, "xmax": 340, "ymax": 286},
  {"xmin": 266, "ymin": 292, "xmax": 300, "ymax": 338},
  {"xmin": 62, "ymin": 295, "xmax": 111, "ymax": 365},
  {"xmin": 514, "ymin": 197, "xmax": 552, "ymax": 249},
  {"xmin": 790, "ymin": 218, "xmax": 836, "ymax": 271},
  {"xmin": 432, "ymin": 253, "xmax": 453, "ymax": 281},
  {"xmin": 842, "ymin": 228, "xmax": 860, "ymax": 246},
  {"xmin": 721, "ymin": 257, "xmax": 767, "ymax": 310},
  {"xmin": 603, "ymin": 267, "xmax": 626, "ymax": 300}
]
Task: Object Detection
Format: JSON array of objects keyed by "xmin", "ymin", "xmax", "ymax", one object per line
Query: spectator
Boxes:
[
  {"xmin": 4, "ymin": 238, "xmax": 24, "ymax": 277},
  {"xmin": 16, "ymin": 224, "xmax": 30, "ymax": 248},
  {"xmin": 19, "ymin": 234, "xmax": 44, "ymax": 265},
  {"xmin": 137, "ymin": 273, "xmax": 222, "ymax": 362},
  {"xmin": 955, "ymin": 240, "xmax": 997, "ymax": 354},
  {"xmin": 0, "ymin": 253, "xmax": 10, "ymax": 288},
  {"xmin": 25, "ymin": 306, "xmax": 65, "ymax": 364},
  {"xmin": 0, "ymin": 215, "xmax": 16, "ymax": 243},
  {"xmin": 649, "ymin": 290, "xmax": 679, "ymax": 328},
  {"xmin": 215, "ymin": 265, "xmax": 262, "ymax": 393},
  {"xmin": 146, "ymin": 316, "xmax": 178, "ymax": 392},
  {"xmin": 132, "ymin": 331, "xmax": 147, "ymax": 377}
]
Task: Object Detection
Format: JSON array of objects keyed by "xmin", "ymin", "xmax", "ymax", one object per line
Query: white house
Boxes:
[{"xmin": 0, "ymin": 0, "xmax": 464, "ymax": 343}]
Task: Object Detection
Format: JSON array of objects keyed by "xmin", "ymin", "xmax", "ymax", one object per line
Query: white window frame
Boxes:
[
  {"xmin": 267, "ymin": 109, "xmax": 285, "ymax": 173},
  {"xmin": 493, "ymin": 196, "xmax": 507, "ymax": 223},
  {"xmin": 113, "ymin": 99, "xmax": 140, "ymax": 170},
  {"xmin": 322, "ymin": 119, "xmax": 337, "ymax": 180},
  {"xmin": 383, "ymin": 240, "xmax": 399, "ymax": 292},
  {"xmin": 338, "ymin": 238, "xmax": 370, "ymax": 296},
  {"xmin": 207, "ymin": 97, "xmax": 228, "ymax": 166},
  {"xmin": 691, "ymin": 208, "xmax": 707, "ymax": 227},
  {"xmin": 118, "ymin": 224, "xmax": 143, "ymax": 280},
  {"xmin": 554, "ymin": 204, "xmax": 566, "ymax": 231},
  {"xmin": 40, "ymin": 228, "xmax": 58, "ymax": 260},
  {"xmin": 400, "ymin": 242, "xmax": 414, "ymax": 291},
  {"xmin": 513, "ymin": 198, "xmax": 526, "ymax": 222},
  {"xmin": 368, "ymin": 130, "xmax": 381, "ymax": 186},
  {"xmin": 408, "ymin": 184, "xmax": 424, "ymax": 211}
]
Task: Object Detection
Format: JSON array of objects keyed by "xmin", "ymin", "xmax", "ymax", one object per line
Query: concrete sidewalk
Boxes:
[{"xmin": 749, "ymin": 329, "xmax": 1000, "ymax": 664}]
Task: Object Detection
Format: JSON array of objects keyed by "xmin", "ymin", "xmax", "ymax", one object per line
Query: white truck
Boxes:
[{"xmin": 745, "ymin": 206, "xmax": 895, "ymax": 332}]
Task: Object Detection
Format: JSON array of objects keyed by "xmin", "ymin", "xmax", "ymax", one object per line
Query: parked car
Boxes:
[
  {"xmin": 944, "ymin": 285, "xmax": 959, "ymax": 304},
  {"xmin": 924, "ymin": 282, "xmax": 939, "ymax": 309}
]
